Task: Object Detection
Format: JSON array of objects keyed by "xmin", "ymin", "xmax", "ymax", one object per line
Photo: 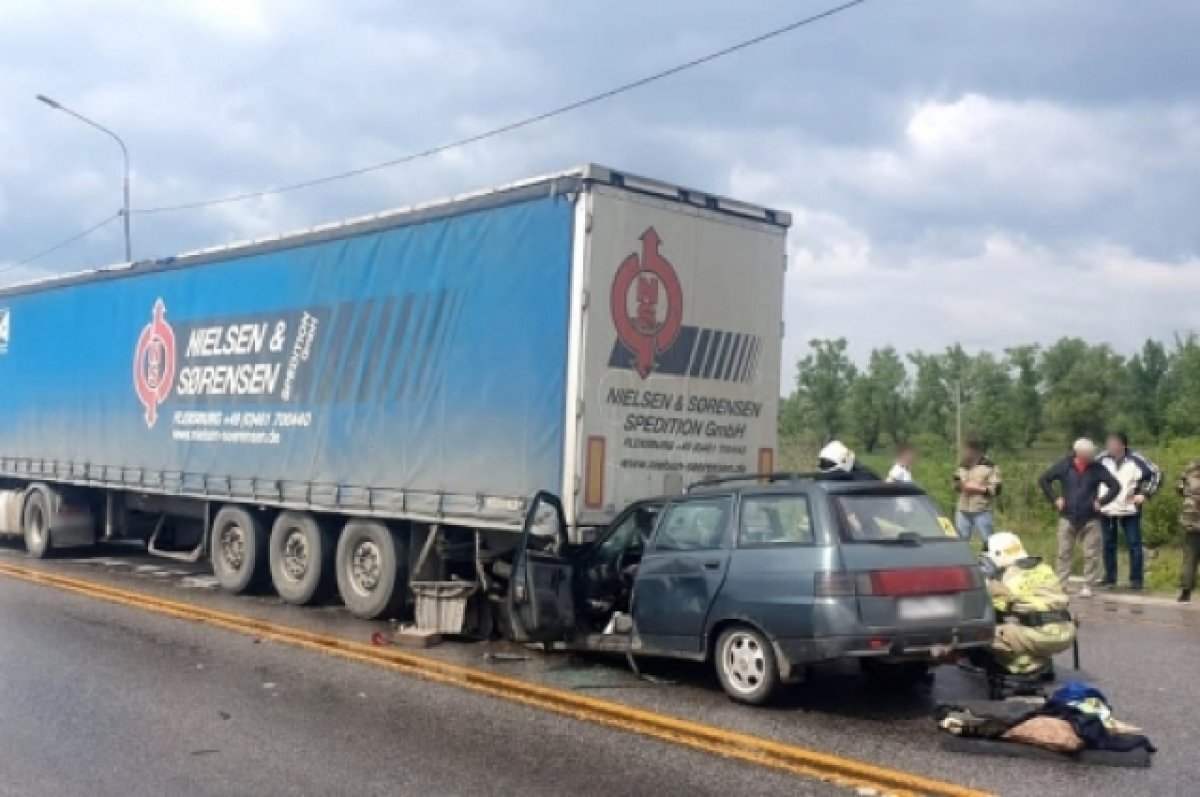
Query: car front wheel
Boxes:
[{"xmin": 714, "ymin": 625, "xmax": 779, "ymax": 705}]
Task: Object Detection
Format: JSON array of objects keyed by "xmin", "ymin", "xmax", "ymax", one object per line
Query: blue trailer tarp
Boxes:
[{"xmin": 0, "ymin": 193, "xmax": 574, "ymax": 513}]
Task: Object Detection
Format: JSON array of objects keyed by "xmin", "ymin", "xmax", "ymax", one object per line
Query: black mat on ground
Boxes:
[{"xmin": 940, "ymin": 736, "xmax": 1153, "ymax": 768}]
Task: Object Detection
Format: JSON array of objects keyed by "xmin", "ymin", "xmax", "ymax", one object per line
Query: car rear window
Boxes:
[
  {"xmin": 739, "ymin": 496, "xmax": 814, "ymax": 547},
  {"xmin": 834, "ymin": 494, "xmax": 953, "ymax": 542}
]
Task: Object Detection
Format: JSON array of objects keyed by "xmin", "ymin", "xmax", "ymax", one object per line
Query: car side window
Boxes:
[
  {"xmin": 738, "ymin": 495, "xmax": 814, "ymax": 547},
  {"xmin": 652, "ymin": 498, "xmax": 730, "ymax": 552}
]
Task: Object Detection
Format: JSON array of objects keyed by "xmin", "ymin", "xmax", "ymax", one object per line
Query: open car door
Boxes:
[{"xmin": 504, "ymin": 491, "xmax": 576, "ymax": 643}]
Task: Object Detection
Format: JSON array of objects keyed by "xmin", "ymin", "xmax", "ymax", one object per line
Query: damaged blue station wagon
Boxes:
[{"xmin": 503, "ymin": 474, "xmax": 996, "ymax": 704}]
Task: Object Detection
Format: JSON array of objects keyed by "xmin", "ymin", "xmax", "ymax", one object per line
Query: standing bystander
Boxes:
[
  {"xmin": 887, "ymin": 443, "xmax": 916, "ymax": 484},
  {"xmin": 953, "ymin": 439, "xmax": 1001, "ymax": 542},
  {"xmin": 1038, "ymin": 439, "xmax": 1121, "ymax": 598},
  {"xmin": 1178, "ymin": 458, "xmax": 1200, "ymax": 603},
  {"xmin": 1097, "ymin": 433, "xmax": 1161, "ymax": 590}
]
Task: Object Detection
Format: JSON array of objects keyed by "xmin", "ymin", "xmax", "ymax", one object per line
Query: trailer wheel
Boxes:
[
  {"xmin": 269, "ymin": 512, "xmax": 335, "ymax": 605},
  {"xmin": 22, "ymin": 488, "xmax": 53, "ymax": 559},
  {"xmin": 210, "ymin": 506, "xmax": 267, "ymax": 594},
  {"xmin": 335, "ymin": 520, "xmax": 407, "ymax": 620}
]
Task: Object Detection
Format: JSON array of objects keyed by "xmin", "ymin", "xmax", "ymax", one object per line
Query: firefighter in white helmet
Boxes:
[
  {"xmin": 979, "ymin": 531, "xmax": 1077, "ymax": 676},
  {"xmin": 817, "ymin": 440, "xmax": 880, "ymax": 481}
]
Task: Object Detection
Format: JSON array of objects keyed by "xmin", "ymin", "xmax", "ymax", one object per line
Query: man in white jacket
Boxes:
[{"xmin": 1097, "ymin": 433, "xmax": 1162, "ymax": 590}]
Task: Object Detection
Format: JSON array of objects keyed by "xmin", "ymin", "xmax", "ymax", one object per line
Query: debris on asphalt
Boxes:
[
  {"xmin": 371, "ymin": 626, "xmax": 442, "ymax": 648},
  {"xmin": 636, "ymin": 673, "xmax": 676, "ymax": 685},
  {"xmin": 262, "ymin": 682, "xmax": 276, "ymax": 690},
  {"xmin": 218, "ymin": 711, "xmax": 231, "ymax": 720},
  {"xmin": 482, "ymin": 651, "xmax": 530, "ymax": 663}
]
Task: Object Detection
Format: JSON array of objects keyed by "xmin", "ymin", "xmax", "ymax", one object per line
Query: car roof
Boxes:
[{"xmin": 680, "ymin": 473, "xmax": 930, "ymax": 499}]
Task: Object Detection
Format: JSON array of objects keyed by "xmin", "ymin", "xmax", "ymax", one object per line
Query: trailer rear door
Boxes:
[{"xmin": 569, "ymin": 180, "xmax": 788, "ymax": 528}]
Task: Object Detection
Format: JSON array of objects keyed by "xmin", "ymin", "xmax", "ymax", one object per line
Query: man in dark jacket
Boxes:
[{"xmin": 1038, "ymin": 438, "xmax": 1122, "ymax": 597}]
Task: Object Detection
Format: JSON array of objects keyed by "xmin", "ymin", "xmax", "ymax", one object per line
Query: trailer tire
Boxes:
[
  {"xmin": 269, "ymin": 512, "xmax": 335, "ymax": 605},
  {"xmin": 336, "ymin": 521, "xmax": 407, "ymax": 620},
  {"xmin": 210, "ymin": 506, "xmax": 267, "ymax": 594},
  {"xmin": 22, "ymin": 488, "xmax": 53, "ymax": 559}
]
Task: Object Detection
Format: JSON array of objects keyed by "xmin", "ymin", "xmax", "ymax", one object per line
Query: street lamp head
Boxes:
[{"xmin": 33, "ymin": 91, "xmax": 132, "ymax": 261}]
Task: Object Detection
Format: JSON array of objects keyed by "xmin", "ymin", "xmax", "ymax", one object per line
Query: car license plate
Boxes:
[{"xmin": 897, "ymin": 596, "xmax": 957, "ymax": 621}]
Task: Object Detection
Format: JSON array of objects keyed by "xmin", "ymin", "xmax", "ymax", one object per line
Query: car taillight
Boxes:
[
  {"xmin": 815, "ymin": 567, "xmax": 976, "ymax": 597},
  {"xmin": 869, "ymin": 567, "xmax": 973, "ymax": 596}
]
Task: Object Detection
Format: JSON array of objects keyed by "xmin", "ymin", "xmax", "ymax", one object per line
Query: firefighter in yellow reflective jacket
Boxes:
[{"xmin": 982, "ymin": 532, "xmax": 1077, "ymax": 675}]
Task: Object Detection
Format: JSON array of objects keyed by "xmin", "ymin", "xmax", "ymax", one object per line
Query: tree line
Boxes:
[{"xmin": 780, "ymin": 336, "xmax": 1200, "ymax": 453}]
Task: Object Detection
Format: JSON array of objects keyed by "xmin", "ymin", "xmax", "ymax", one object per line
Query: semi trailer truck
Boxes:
[{"xmin": 0, "ymin": 165, "xmax": 790, "ymax": 622}]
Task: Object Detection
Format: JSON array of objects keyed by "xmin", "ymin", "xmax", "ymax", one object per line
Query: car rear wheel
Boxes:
[{"xmin": 714, "ymin": 625, "xmax": 779, "ymax": 705}]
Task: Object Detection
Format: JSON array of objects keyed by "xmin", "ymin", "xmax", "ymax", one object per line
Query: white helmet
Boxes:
[
  {"xmin": 986, "ymin": 531, "xmax": 1028, "ymax": 570},
  {"xmin": 818, "ymin": 440, "xmax": 855, "ymax": 473}
]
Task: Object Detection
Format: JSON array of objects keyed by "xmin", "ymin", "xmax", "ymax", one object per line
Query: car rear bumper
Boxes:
[{"xmin": 775, "ymin": 621, "xmax": 995, "ymax": 671}]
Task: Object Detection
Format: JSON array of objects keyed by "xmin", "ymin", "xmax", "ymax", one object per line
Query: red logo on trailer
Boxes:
[
  {"xmin": 133, "ymin": 299, "xmax": 177, "ymax": 428},
  {"xmin": 610, "ymin": 228, "xmax": 684, "ymax": 378}
]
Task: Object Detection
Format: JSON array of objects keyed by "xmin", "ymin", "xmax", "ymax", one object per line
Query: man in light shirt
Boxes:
[
  {"xmin": 954, "ymin": 439, "xmax": 1002, "ymax": 542},
  {"xmin": 887, "ymin": 443, "xmax": 916, "ymax": 484}
]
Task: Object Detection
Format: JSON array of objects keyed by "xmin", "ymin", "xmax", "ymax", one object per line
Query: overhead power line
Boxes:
[
  {"xmin": 134, "ymin": 0, "xmax": 869, "ymax": 215},
  {"xmin": 2, "ymin": 212, "xmax": 122, "ymax": 277}
]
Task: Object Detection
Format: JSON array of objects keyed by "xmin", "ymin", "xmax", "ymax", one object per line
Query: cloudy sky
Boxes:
[{"xmin": 1, "ymin": 0, "xmax": 1197, "ymax": 379}]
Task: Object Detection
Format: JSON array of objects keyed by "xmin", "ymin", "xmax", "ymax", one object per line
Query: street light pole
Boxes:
[
  {"xmin": 954, "ymin": 380, "xmax": 963, "ymax": 453},
  {"xmin": 36, "ymin": 94, "xmax": 133, "ymax": 262}
]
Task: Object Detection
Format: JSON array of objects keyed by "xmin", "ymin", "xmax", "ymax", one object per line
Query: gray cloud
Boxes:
[{"xmin": 1, "ymin": 0, "xmax": 1197, "ymax": 374}]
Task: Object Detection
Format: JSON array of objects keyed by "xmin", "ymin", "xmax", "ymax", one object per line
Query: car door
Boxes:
[
  {"xmin": 631, "ymin": 495, "xmax": 733, "ymax": 656},
  {"xmin": 582, "ymin": 500, "xmax": 664, "ymax": 575},
  {"xmin": 571, "ymin": 500, "xmax": 665, "ymax": 626},
  {"xmin": 504, "ymin": 492, "xmax": 575, "ymax": 643},
  {"xmin": 711, "ymin": 490, "xmax": 828, "ymax": 641}
]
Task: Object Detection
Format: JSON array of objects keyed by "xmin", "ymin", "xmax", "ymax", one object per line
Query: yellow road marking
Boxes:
[{"xmin": 0, "ymin": 560, "xmax": 990, "ymax": 797}]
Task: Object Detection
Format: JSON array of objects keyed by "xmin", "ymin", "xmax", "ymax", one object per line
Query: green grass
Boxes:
[{"xmin": 779, "ymin": 437, "xmax": 1194, "ymax": 595}]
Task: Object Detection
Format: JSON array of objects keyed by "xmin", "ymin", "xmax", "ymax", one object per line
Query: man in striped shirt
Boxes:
[{"xmin": 1097, "ymin": 433, "xmax": 1162, "ymax": 591}]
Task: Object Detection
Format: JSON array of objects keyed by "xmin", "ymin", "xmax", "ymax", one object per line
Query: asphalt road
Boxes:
[
  {"xmin": 0, "ymin": 542, "xmax": 1194, "ymax": 796},
  {"xmin": 0, "ymin": 562, "xmax": 844, "ymax": 797}
]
